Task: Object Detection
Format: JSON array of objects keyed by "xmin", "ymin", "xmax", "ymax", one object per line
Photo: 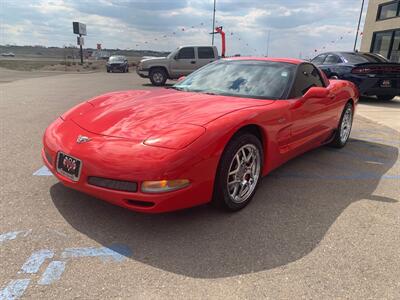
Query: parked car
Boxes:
[
  {"xmin": 43, "ymin": 57, "xmax": 358, "ymax": 213},
  {"xmin": 1, "ymin": 52, "xmax": 15, "ymax": 57},
  {"xmin": 106, "ymin": 55, "xmax": 129, "ymax": 73},
  {"xmin": 136, "ymin": 45, "xmax": 218, "ymax": 86},
  {"xmin": 311, "ymin": 52, "xmax": 399, "ymax": 101}
]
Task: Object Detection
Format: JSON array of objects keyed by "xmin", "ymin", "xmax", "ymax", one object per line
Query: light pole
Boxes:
[
  {"xmin": 212, "ymin": 0, "xmax": 216, "ymax": 45},
  {"xmin": 354, "ymin": 0, "xmax": 365, "ymax": 52}
]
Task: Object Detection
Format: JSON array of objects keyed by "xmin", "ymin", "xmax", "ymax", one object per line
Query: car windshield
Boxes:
[
  {"xmin": 173, "ymin": 60, "xmax": 296, "ymax": 100},
  {"xmin": 341, "ymin": 53, "xmax": 388, "ymax": 63},
  {"xmin": 109, "ymin": 56, "xmax": 125, "ymax": 63}
]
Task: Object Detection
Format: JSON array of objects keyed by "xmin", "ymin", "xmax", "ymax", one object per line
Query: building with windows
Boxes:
[{"xmin": 360, "ymin": 0, "xmax": 400, "ymax": 62}]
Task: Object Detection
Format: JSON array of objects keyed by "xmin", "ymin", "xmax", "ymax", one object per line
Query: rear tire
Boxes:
[
  {"xmin": 149, "ymin": 68, "xmax": 167, "ymax": 86},
  {"xmin": 329, "ymin": 102, "xmax": 354, "ymax": 148},
  {"xmin": 212, "ymin": 132, "xmax": 263, "ymax": 212},
  {"xmin": 377, "ymin": 95, "xmax": 395, "ymax": 101}
]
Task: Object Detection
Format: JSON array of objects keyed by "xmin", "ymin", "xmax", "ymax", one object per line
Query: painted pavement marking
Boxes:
[
  {"xmin": 0, "ymin": 279, "xmax": 30, "ymax": 300},
  {"xmin": 32, "ymin": 166, "xmax": 53, "ymax": 176},
  {"xmin": 20, "ymin": 249, "xmax": 54, "ymax": 274},
  {"xmin": 0, "ymin": 230, "xmax": 31, "ymax": 245},
  {"xmin": 1, "ymin": 242, "xmax": 132, "ymax": 300},
  {"xmin": 38, "ymin": 261, "xmax": 66, "ymax": 285}
]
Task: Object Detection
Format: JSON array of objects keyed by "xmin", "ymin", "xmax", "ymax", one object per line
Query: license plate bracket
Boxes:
[
  {"xmin": 380, "ymin": 80, "xmax": 392, "ymax": 88},
  {"xmin": 56, "ymin": 152, "xmax": 82, "ymax": 181}
]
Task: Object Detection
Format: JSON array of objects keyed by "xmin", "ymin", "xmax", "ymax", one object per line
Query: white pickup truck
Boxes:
[{"xmin": 136, "ymin": 45, "xmax": 219, "ymax": 86}]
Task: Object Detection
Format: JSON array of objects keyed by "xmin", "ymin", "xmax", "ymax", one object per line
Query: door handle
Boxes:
[{"xmin": 190, "ymin": 61, "xmax": 196, "ymax": 64}]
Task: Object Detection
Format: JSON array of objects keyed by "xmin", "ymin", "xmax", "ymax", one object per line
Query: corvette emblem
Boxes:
[{"xmin": 76, "ymin": 135, "xmax": 91, "ymax": 144}]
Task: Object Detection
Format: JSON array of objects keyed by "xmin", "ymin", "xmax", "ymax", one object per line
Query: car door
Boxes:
[
  {"xmin": 288, "ymin": 63, "xmax": 336, "ymax": 151},
  {"xmin": 170, "ymin": 47, "xmax": 196, "ymax": 76},
  {"xmin": 197, "ymin": 47, "xmax": 216, "ymax": 68}
]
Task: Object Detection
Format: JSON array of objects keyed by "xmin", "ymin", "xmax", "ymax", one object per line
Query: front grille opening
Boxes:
[
  {"xmin": 88, "ymin": 176, "xmax": 137, "ymax": 192},
  {"xmin": 125, "ymin": 199, "xmax": 155, "ymax": 208}
]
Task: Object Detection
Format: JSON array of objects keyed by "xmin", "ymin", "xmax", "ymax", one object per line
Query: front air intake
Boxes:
[{"xmin": 88, "ymin": 176, "xmax": 137, "ymax": 192}]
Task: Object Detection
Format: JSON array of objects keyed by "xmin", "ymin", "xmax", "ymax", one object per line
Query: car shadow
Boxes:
[{"xmin": 50, "ymin": 137, "xmax": 398, "ymax": 279}]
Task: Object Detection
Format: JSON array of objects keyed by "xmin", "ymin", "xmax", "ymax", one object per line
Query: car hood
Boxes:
[{"xmin": 70, "ymin": 89, "xmax": 274, "ymax": 140}]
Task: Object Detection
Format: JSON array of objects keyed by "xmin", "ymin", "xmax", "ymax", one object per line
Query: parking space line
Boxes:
[
  {"xmin": 61, "ymin": 244, "xmax": 131, "ymax": 262},
  {"xmin": 32, "ymin": 166, "xmax": 53, "ymax": 176}
]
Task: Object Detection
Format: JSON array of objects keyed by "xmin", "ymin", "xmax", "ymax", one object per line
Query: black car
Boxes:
[
  {"xmin": 311, "ymin": 52, "xmax": 399, "ymax": 101},
  {"xmin": 106, "ymin": 55, "xmax": 129, "ymax": 73}
]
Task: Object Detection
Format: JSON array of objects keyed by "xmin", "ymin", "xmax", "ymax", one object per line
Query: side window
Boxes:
[
  {"xmin": 311, "ymin": 54, "xmax": 327, "ymax": 65},
  {"xmin": 290, "ymin": 64, "xmax": 325, "ymax": 98},
  {"xmin": 324, "ymin": 54, "xmax": 342, "ymax": 64},
  {"xmin": 177, "ymin": 47, "xmax": 195, "ymax": 59},
  {"xmin": 198, "ymin": 47, "xmax": 214, "ymax": 59}
]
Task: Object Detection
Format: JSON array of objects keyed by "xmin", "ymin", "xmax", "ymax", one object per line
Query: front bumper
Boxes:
[
  {"xmin": 107, "ymin": 64, "xmax": 127, "ymax": 72},
  {"xmin": 136, "ymin": 67, "xmax": 149, "ymax": 78},
  {"xmin": 42, "ymin": 119, "xmax": 214, "ymax": 213}
]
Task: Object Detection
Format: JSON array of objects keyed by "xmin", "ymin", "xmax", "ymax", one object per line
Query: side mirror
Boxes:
[
  {"xmin": 177, "ymin": 76, "xmax": 186, "ymax": 82},
  {"xmin": 174, "ymin": 55, "xmax": 179, "ymax": 60},
  {"xmin": 303, "ymin": 87, "xmax": 329, "ymax": 99}
]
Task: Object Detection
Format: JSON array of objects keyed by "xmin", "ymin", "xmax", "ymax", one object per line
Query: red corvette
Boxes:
[{"xmin": 43, "ymin": 57, "xmax": 358, "ymax": 213}]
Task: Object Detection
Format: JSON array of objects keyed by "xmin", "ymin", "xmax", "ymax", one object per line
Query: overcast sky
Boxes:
[{"xmin": 1, "ymin": 0, "xmax": 367, "ymax": 58}]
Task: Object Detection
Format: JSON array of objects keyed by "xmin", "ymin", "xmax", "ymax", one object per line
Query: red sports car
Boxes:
[{"xmin": 42, "ymin": 57, "xmax": 358, "ymax": 213}]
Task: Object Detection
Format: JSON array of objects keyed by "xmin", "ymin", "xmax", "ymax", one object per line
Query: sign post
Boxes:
[{"xmin": 72, "ymin": 22, "xmax": 87, "ymax": 64}]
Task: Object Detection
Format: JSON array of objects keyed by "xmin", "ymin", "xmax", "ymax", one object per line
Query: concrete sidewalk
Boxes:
[{"xmin": 357, "ymin": 96, "xmax": 400, "ymax": 132}]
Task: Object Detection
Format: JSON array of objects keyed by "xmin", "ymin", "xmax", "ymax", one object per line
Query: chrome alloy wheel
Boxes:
[
  {"xmin": 340, "ymin": 106, "xmax": 353, "ymax": 143},
  {"xmin": 227, "ymin": 144, "xmax": 261, "ymax": 204},
  {"xmin": 153, "ymin": 72, "xmax": 164, "ymax": 84}
]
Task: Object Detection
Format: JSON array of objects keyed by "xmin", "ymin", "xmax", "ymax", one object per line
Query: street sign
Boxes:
[
  {"xmin": 77, "ymin": 36, "xmax": 84, "ymax": 46},
  {"xmin": 72, "ymin": 22, "xmax": 86, "ymax": 36}
]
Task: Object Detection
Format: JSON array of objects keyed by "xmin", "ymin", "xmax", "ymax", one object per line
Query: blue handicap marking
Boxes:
[
  {"xmin": 0, "ymin": 230, "xmax": 31, "ymax": 246},
  {"xmin": 1, "ymin": 243, "xmax": 131, "ymax": 299},
  {"xmin": 0, "ymin": 279, "xmax": 30, "ymax": 300},
  {"xmin": 61, "ymin": 244, "xmax": 132, "ymax": 262},
  {"xmin": 20, "ymin": 249, "xmax": 54, "ymax": 274},
  {"xmin": 33, "ymin": 166, "xmax": 53, "ymax": 176},
  {"xmin": 38, "ymin": 261, "xmax": 66, "ymax": 285}
]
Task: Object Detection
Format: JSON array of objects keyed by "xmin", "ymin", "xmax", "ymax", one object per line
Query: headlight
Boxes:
[{"xmin": 141, "ymin": 179, "xmax": 190, "ymax": 193}]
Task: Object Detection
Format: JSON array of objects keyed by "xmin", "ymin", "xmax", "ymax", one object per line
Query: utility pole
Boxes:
[
  {"xmin": 79, "ymin": 34, "xmax": 83, "ymax": 64},
  {"xmin": 354, "ymin": 0, "xmax": 365, "ymax": 52},
  {"xmin": 212, "ymin": 0, "xmax": 216, "ymax": 45}
]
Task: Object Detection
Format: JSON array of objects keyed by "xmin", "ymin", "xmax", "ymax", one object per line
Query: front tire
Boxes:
[
  {"xmin": 329, "ymin": 102, "xmax": 354, "ymax": 148},
  {"xmin": 377, "ymin": 95, "xmax": 395, "ymax": 101},
  {"xmin": 212, "ymin": 132, "xmax": 263, "ymax": 211},
  {"xmin": 149, "ymin": 68, "xmax": 167, "ymax": 86}
]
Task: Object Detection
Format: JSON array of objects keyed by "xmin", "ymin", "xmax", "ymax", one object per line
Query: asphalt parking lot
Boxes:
[{"xmin": 1, "ymin": 70, "xmax": 399, "ymax": 299}]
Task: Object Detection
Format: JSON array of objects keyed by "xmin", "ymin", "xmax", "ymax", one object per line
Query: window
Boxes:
[
  {"xmin": 377, "ymin": 1, "xmax": 400, "ymax": 20},
  {"xmin": 177, "ymin": 47, "xmax": 195, "ymax": 59},
  {"xmin": 323, "ymin": 54, "xmax": 342, "ymax": 64},
  {"xmin": 198, "ymin": 47, "xmax": 214, "ymax": 59},
  {"xmin": 173, "ymin": 60, "xmax": 296, "ymax": 100},
  {"xmin": 371, "ymin": 29, "xmax": 400, "ymax": 62},
  {"xmin": 311, "ymin": 54, "xmax": 327, "ymax": 65},
  {"xmin": 390, "ymin": 31, "xmax": 400, "ymax": 62},
  {"xmin": 290, "ymin": 64, "xmax": 325, "ymax": 98}
]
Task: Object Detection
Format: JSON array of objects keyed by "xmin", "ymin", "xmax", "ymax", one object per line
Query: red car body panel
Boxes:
[{"xmin": 42, "ymin": 58, "xmax": 359, "ymax": 213}]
